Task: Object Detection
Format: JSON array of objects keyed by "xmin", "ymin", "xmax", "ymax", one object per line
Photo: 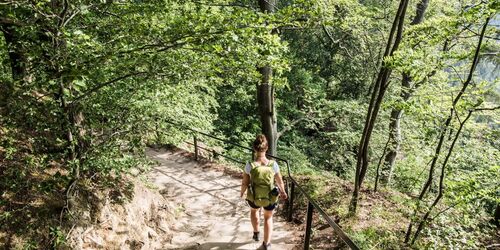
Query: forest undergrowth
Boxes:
[
  {"xmin": 0, "ymin": 121, "xmax": 172, "ymax": 249},
  {"xmin": 284, "ymin": 169, "xmax": 499, "ymax": 249}
]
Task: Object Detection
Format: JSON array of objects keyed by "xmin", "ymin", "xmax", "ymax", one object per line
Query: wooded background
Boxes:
[{"xmin": 0, "ymin": 0, "xmax": 498, "ymax": 248}]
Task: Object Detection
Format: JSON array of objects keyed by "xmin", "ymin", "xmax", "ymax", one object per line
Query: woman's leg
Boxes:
[
  {"xmin": 250, "ymin": 208, "xmax": 260, "ymax": 232},
  {"xmin": 263, "ymin": 209, "xmax": 273, "ymax": 244}
]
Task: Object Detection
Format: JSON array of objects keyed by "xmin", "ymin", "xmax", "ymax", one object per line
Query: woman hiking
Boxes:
[{"xmin": 240, "ymin": 134, "xmax": 288, "ymax": 250}]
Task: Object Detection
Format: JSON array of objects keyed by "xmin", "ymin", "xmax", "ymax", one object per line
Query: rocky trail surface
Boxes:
[{"xmin": 147, "ymin": 148, "xmax": 300, "ymax": 250}]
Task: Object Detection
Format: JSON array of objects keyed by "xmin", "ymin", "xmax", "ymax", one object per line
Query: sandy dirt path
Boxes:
[{"xmin": 147, "ymin": 148, "xmax": 299, "ymax": 250}]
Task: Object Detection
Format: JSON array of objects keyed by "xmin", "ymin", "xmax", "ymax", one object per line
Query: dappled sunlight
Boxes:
[{"xmin": 147, "ymin": 148, "xmax": 299, "ymax": 250}]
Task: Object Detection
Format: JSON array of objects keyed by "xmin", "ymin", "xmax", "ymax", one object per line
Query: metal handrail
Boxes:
[
  {"xmin": 163, "ymin": 119, "xmax": 359, "ymax": 250},
  {"xmin": 164, "ymin": 120, "xmax": 293, "ymax": 178}
]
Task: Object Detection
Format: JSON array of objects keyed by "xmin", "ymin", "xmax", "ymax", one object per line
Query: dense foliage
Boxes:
[{"xmin": 0, "ymin": 0, "xmax": 498, "ymax": 249}]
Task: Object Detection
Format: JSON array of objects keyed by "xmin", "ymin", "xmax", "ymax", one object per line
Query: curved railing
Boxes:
[{"xmin": 163, "ymin": 119, "xmax": 359, "ymax": 250}]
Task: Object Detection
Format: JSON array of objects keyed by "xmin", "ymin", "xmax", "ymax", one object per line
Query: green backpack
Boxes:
[{"xmin": 246, "ymin": 160, "xmax": 279, "ymax": 207}]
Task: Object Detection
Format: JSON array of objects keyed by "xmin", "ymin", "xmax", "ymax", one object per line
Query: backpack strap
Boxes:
[
  {"xmin": 267, "ymin": 160, "xmax": 274, "ymax": 168},
  {"xmin": 247, "ymin": 162, "xmax": 256, "ymax": 201}
]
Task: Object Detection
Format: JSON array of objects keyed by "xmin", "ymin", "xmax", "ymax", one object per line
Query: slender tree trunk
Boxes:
[
  {"xmin": 404, "ymin": 108, "xmax": 452, "ymax": 242},
  {"xmin": 380, "ymin": 107, "xmax": 402, "ymax": 184},
  {"xmin": 379, "ymin": 0, "xmax": 429, "ymax": 186},
  {"xmin": 374, "ymin": 135, "xmax": 391, "ymax": 192},
  {"xmin": 48, "ymin": 0, "xmax": 82, "ymax": 180},
  {"xmin": 494, "ymin": 204, "xmax": 500, "ymax": 227},
  {"xmin": 0, "ymin": 24, "xmax": 26, "ymax": 107},
  {"xmin": 257, "ymin": 0, "xmax": 278, "ymax": 156},
  {"xmin": 379, "ymin": 74, "xmax": 409, "ymax": 184},
  {"xmin": 411, "ymin": 0, "xmax": 429, "ymax": 25},
  {"xmin": 257, "ymin": 79, "xmax": 278, "ymax": 155},
  {"xmin": 349, "ymin": 0, "xmax": 410, "ymax": 214},
  {"xmin": 405, "ymin": 16, "xmax": 490, "ymax": 244},
  {"xmin": 58, "ymin": 81, "xmax": 80, "ymax": 179},
  {"xmin": 410, "ymin": 110, "xmax": 474, "ymax": 244}
]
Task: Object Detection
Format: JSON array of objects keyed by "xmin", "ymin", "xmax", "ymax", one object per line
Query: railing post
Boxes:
[
  {"xmin": 194, "ymin": 135, "xmax": 198, "ymax": 161},
  {"xmin": 304, "ymin": 202, "xmax": 314, "ymax": 250},
  {"xmin": 288, "ymin": 181, "xmax": 295, "ymax": 222}
]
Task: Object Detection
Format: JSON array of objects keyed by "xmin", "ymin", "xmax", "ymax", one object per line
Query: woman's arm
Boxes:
[
  {"xmin": 240, "ymin": 173, "xmax": 250, "ymax": 198},
  {"xmin": 275, "ymin": 173, "xmax": 288, "ymax": 200}
]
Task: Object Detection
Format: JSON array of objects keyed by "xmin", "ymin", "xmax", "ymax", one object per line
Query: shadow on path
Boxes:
[{"xmin": 147, "ymin": 148, "xmax": 298, "ymax": 250}]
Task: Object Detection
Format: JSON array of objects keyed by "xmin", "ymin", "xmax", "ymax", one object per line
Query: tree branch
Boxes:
[
  {"xmin": 322, "ymin": 25, "xmax": 353, "ymax": 58},
  {"xmin": 0, "ymin": 17, "xmax": 24, "ymax": 26},
  {"xmin": 322, "ymin": 25, "xmax": 340, "ymax": 44},
  {"xmin": 191, "ymin": 0, "xmax": 255, "ymax": 9},
  {"xmin": 71, "ymin": 71, "xmax": 148, "ymax": 103},
  {"xmin": 429, "ymin": 201, "xmax": 459, "ymax": 221},
  {"xmin": 473, "ymin": 106, "xmax": 500, "ymax": 112},
  {"xmin": 276, "ymin": 116, "xmax": 307, "ymax": 140}
]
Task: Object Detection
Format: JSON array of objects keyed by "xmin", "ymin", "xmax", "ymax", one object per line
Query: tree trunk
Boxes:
[
  {"xmin": 374, "ymin": 135, "xmax": 391, "ymax": 192},
  {"xmin": 349, "ymin": 0, "xmax": 410, "ymax": 214},
  {"xmin": 257, "ymin": 69, "xmax": 278, "ymax": 156},
  {"xmin": 379, "ymin": 0, "xmax": 429, "ymax": 186},
  {"xmin": 379, "ymin": 74, "xmax": 409, "ymax": 185},
  {"xmin": 405, "ymin": 16, "xmax": 490, "ymax": 244},
  {"xmin": 257, "ymin": 0, "xmax": 278, "ymax": 156},
  {"xmin": 494, "ymin": 204, "xmax": 500, "ymax": 227},
  {"xmin": 258, "ymin": 0, "xmax": 275, "ymax": 12},
  {"xmin": 410, "ymin": 0, "xmax": 429, "ymax": 25},
  {"xmin": 0, "ymin": 23, "xmax": 26, "ymax": 107},
  {"xmin": 58, "ymin": 81, "xmax": 80, "ymax": 179},
  {"xmin": 410, "ymin": 110, "xmax": 474, "ymax": 244}
]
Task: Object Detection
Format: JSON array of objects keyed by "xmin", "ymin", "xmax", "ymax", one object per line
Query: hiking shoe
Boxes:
[
  {"xmin": 252, "ymin": 232, "xmax": 260, "ymax": 241},
  {"xmin": 261, "ymin": 242, "xmax": 271, "ymax": 250}
]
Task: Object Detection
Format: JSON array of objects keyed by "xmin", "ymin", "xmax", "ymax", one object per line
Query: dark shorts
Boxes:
[{"xmin": 246, "ymin": 200, "xmax": 277, "ymax": 211}]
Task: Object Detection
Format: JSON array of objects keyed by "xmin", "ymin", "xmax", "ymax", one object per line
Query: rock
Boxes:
[{"xmin": 66, "ymin": 179, "xmax": 173, "ymax": 249}]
